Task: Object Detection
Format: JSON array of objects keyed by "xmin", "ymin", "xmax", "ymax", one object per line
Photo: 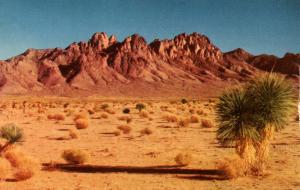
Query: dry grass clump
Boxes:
[
  {"xmin": 0, "ymin": 157, "xmax": 10, "ymax": 180},
  {"xmin": 73, "ymin": 113, "xmax": 88, "ymax": 121},
  {"xmin": 178, "ymin": 118, "xmax": 190, "ymax": 127},
  {"xmin": 162, "ymin": 114, "xmax": 178, "ymax": 123},
  {"xmin": 117, "ymin": 125, "xmax": 132, "ymax": 134},
  {"xmin": 140, "ymin": 128, "xmax": 153, "ymax": 135},
  {"xmin": 175, "ymin": 153, "xmax": 192, "ymax": 166},
  {"xmin": 118, "ymin": 116, "xmax": 132, "ymax": 123},
  {"xmin": 216, "ymin": 156, "xmax": 246, "ymax": 179},
  {"xmin": 106, "ymin": 109, "xmax": 116, "ymax": 114},
  {"xmin": 75, "ymin": 118, "xmax": 89, "ymax": 129},
  {"xmin": 201, "ymin": 119, "xmax": 214, "ymax": 128},
  {"xmin": 69, "ymin": 129, "xmax": 79, "ymax": 139},
  {"xmin": 62, "ymin": 149, "xmax": 88, "ymax": 164},
  {"xmin": 4, "ymin": 148, "xmax": 39, "ymax": 181},
  {"xmin": 101, "ymin": 113, "xmax": 108, "ymax": 119},
  {"xmin": 189, "ymin": 115, "xmax": 199, "ymax": 123},
  {"xmin": 139, "ymin": 111, "xmax": 149, "ymax": 118},
  {"xmin": 196, "ymin": 109, "xmax": 204, "ymax": 115},
  {"xmin": 112, "ymin": 130, "xmax": 121, "ymax": 136},
  {"xmin": 47, "ymin": 114, "xmax": 65, "ymax": 121}
]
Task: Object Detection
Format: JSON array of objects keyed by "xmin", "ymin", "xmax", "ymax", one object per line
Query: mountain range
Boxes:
[{"xmin": 0, "ymin": 32, "xmax": 298, "ymax": 97}]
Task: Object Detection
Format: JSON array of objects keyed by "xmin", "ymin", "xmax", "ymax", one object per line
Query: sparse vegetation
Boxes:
[
  {"xmin": 174, "ymin": 153, "xmax": 192, "ymax": 166},
  {"xmin": 47, "ymin": 114, "xmax": 65, "ymax": 121},
  {"xmin": 75, "ymin": 118, "xmax": 89, "ymax": 129},
  {"xmin": 62, "ymin": 149, "xmax": 88, "ymax": 164},
  {"xmin": 181, "ymin": 98, "xmax": 188, "ymax": 104},
  {"xmin": 136, "ymin": 103, "xmax": 146, "ymax": 112},
  {"xmin": 117, "ymin": 125, "xmax": 132, "ymax": 134},
  {"xmin": 140, "ymin": 128, "xmax": 152, "ymax": 135},
  {"xmin": 162, "ymin": 114, "xmax": 178, "ymax": 123},
  {"xmin": 201, "ymin": 119, "xmax": 214, "ymax": 128},
  {"xmin": 123, "ymin": 108, "xmax": 130, "ymax": 114}
]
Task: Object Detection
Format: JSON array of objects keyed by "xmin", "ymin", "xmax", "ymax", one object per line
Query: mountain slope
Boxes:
[{"xmin": 0, "ymin": 32, "xmax": 298, "ymax": 97}]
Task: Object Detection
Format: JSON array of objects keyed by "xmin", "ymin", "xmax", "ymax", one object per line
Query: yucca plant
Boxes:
[
  {"xmin": 246, "ymin": 73, "xmax": 295, "ymax": 172},
  {"xmin": 216, "ymin": 88, "xmax": 260, "ymax": 169},
  {"xmin": 0, "ymin": 123, "xmax": 23, "ymax": 152}
]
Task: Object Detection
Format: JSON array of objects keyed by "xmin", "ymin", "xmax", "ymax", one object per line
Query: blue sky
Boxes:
[{"xmin": 0, "ymin": 0, "xmax": 299, "ymax": 60}]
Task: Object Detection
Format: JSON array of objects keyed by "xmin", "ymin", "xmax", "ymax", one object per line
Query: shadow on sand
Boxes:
[{"xmin": 42, "ymin": 163, "xmax": 226, "ymax": 180}]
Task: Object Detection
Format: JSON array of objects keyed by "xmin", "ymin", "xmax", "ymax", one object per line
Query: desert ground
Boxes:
[{"xmin": 0, "ymin": 96, "xmax": 299, "ymax": 190}]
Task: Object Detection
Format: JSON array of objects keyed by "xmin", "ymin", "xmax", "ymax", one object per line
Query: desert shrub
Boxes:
[
  {"xmin": 100, "ymin": 104, "xmax": 109, "ymax": 110},
  {"xmin": 136, "ymin": 103, "xmax": 146, "ymax": 112},
  {"xmin": 101, "ymin": 113, "xmax": 108, "ymax": 119},
  {"xmin": 5, "ymin": 148, "xmax": 39, "ymax": 181},
  {"xmin": 87, "ymin": 109, "xmax": 95, "ymax": 115},
  {"xmin": 117, "ymin": 125, "xmax": 132, "ymax": 134},
  {"xmin": 123, "ymin": 108, "xmax": 130, "ymax": 114},
  {"xmin": 140, "ymin": 128, "xmax": 153, "ymax": 135},
  {"xmin": 69, "ymin": 129, "xmax": 79, "ymax": 139},
  {"xmin": 62, "ymin": 149, "xmax": 88, "ymax": 164},
  {"xmin": 216, "ymin": 156, "xmax": 246, "ymax": 179},
  {"xmin": 196, "ymin": 109, "xmax": 204, "ymax": 115},
  {"xmin": 181, "ymin": 98, "xmax": 188, "ymax": 104},
  {"xmin": 75, "ymin": 119, "xmax": 89, "ymax": 129},
  {"xmin": 112, "ymin": 130, "xmax": 121, "ymax": 136},
  {"xmin": 162, "ymin": 115, "xmax": 178, "ymax": 123},
  {"xmin": 73, "ymin": 113, "xmax": 88, "ymax": 121},
  {"xmin": 189, "ymin": 109, "xmax": 195, "ymax": 114},
  {"xmin": 178, "ymin": 118, "xmax": 190, "ymax": 127},
  {"xmin": 139, "ymin": 111, "xmax": 149, "ymax": 118},
  {"xmin": 0, "ymin": 157, "xmax": 10, "ymax": 180},
  {"xmin": 201, "ymin": 119, "xmax": 214, "ymax": 128},
  {"xmin": 118, "ymin": 116, "xmax": 132, "ymax": 123},
  {"xmin": 106, "ymin": 109, "xmax": 115, "ymax": 114},
  {"xmin": 190, "ymin": 115, "xmax": 199, "ymax": 123},
  {"xmin": 47, "ymin": 114, "xmax": 65, "ymax": 121},
  {"xmin": 175, "ymin": 153, "xmax": 192, "ymax": 166}
]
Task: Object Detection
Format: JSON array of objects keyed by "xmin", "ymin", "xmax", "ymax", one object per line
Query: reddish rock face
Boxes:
[{"xmin": 0, "ymin": 32, "xmax": 298, "ymax": 96}]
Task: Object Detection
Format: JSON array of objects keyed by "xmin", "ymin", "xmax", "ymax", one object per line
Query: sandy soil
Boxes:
[{"xmin": 0, "ymin": 96, "xmax": 299, "ymax": 190}]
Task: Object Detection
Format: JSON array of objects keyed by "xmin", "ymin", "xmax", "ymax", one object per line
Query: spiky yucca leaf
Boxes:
[
  {"xmin": 216, "ymin": 88, "xmax": 261, "ymax": 145},
  {"xmin": 0, "ymin": 123, "xmax": 23, "ymax": 144},
  {"xmin": 247, "ymin": 73, "xmax": 295, "ymax": 131}
]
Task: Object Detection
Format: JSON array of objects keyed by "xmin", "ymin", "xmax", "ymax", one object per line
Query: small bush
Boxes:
[
  {"xmin": 73, "ymin": 113, "xmax": 88, "ymax": 121},
  {"xmin": 106, "ymin": 109, "xmax": 115, "ymax": 114},
  {"xmin": 190, "ymin": 115, "xmax": 199, "ymax": 123},
  {"xmin": 69, "ymin": 129, "xmax": 79, "ymax": 139},
  {"xmin": 0, "ymin": 157, "xmax": 10, "ymax": 180},
  {"xmin": 216, "ymin": 157, "xmax": 246, "ymax": 179},
  {"xmin": 178, "ymin": 118, "xmax": 190, "ymax": 127},
  {"xmin": 175, "ymin": 153, "xmax": 192, "ymax": 166},
  {"xmin": 181, "ymin": 99, "xmax": 188, "ymax": 104},
  {"xmin": 118, "ymin": 116, "xmax": 132, "ymax": 123},
  {"xmin": 136, "ymin": 103, "xmax": 146, "ymax": 112},
  {"xmin": 100, "ymin": 104, "xmax": 109, "ymax": 110},
  {"xmin": 117, "ymin": 125, "xmax": 131, "ymax": 134},
  {"xmin": 62, "ymin": 149, "xmax": 88, "ymax": 164},
  {"xmin": 5, "ymin": 148, "xmax": 39, "ymax": 181},
  {"xmin": 139, "ymin": 111, "xmax": 149, "ymax": 118},
  {"xmin": 201, "ymin": 119, "xmax": 214, "ymax": 128},
  {"xmin": 47, "ymin": 114, "xmax": 65, "ymax": 121},
  {"xmin": 162, "ymin": 115, "xmax": 178, "ymax": 123},
  {"xmin": 123, "ymin": 108, "xmax": 130, "ymax": 114},
  {"xmin": 75, "ymin": 119, "xmax": 89, "ymax": 129},
  {"xmin": 140, "ymin": 128, "xmax": 153, "ymax": 135},
  {"xmin": 101, "ymin": 113, "xmax": 108, "ymax": 119}
]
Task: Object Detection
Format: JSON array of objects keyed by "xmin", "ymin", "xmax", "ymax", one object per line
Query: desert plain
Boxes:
[{"xmin": 0, "ymin": 95, "xmax": 298, "ymax": 190}]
